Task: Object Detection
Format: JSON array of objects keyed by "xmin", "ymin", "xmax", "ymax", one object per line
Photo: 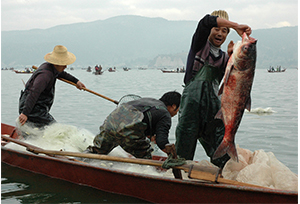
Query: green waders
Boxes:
[
  {"xmin": 91, "ymin": 103, "xmax": 153, "ymax": 159},
  {"xmin": 175, "ymin": 63, "xmax": 230, "ymax": 168}
]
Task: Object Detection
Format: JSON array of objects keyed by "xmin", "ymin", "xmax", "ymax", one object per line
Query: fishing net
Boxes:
[
  {"xmin": 162, "ymin": 154, "xmax": 186, "ymax": 169},
  {"xmin": 118, "ymin": 94, "xmax": 141, "ymax": 105}
]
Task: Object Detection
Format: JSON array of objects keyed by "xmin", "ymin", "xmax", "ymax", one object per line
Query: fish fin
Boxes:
[
  {"xmin": 242, "ymin": 32, "xmax": 249, "ymax": 42},
  {"xmin": 245, "ymin": 97, "xmax": 251, "ymax": 112},
  {"xmin": 224, "ymin": 64, "xmax": 234, "ymax": 85},
  {"xmin": 219, "ymin": 59, "xmax": 233, "ymax": 94},
  {"xmin": 213, "ymin": 140, "xmax": 239, "ymax": 162},
  {"xmin": 227, "ymin": 143, "xmax": 239, "ymax": 162},
  {"xmin": 218, "ymin": 83, "xmax": 224, "ymax": 95},
  {"xmin": 215, "ymin": 109, "xmax": 223, "ymax": 121}
]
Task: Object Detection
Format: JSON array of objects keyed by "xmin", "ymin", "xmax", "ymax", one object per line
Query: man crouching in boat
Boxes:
[
  {"xmin": 18, "ymin": 45, "xmax": 86, "ymax": 128},
  {"xmin": 86, "ymin": 91, "xmax": 181, "ymax": 158}
]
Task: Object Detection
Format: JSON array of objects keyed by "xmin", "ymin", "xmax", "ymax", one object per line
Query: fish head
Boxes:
[
  {"xmin": 241, "ymin": 33, "xmax": 257, "ymax": 55},
  {"xmin": 233, "ymin": 33, "xmax": 257, "ymax": 71}
]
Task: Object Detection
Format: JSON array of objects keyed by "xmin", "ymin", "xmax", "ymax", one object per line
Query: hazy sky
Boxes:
[{"xmin": 1, "ymin": 0, "xmax": 298, "ymax": 31}]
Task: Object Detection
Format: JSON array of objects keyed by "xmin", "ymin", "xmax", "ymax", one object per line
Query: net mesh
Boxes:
[{"xmin": 118, "ymin": 94, "xmax": 141, "ymax": 105}]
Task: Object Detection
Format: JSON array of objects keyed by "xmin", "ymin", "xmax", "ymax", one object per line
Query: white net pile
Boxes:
[
  {"xmin": 222, "ymin": 145, "xmax": 298, "ymax": 191},
  {"xmin": 8, "ymin": 122, "xmax": 298, "ymax": 192}
]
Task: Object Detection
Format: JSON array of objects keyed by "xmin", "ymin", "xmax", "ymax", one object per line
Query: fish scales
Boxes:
[{"xmin": 213, "ymin": 33, "xmax": 257, "ymax": 162}]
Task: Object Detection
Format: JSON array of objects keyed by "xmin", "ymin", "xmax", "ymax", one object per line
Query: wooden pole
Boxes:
[
  {"xmin": 1, "ymin": 135, "xmax": 268, "ymax": 189},
  {"xmin": 32, "ymin": 65, "xmax": 119, "ymax": 104}
]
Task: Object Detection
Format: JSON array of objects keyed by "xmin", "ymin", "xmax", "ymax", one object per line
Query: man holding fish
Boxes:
[{"xmin": 175, "ymin": 10, "xmax": 255, "ymax": 169}]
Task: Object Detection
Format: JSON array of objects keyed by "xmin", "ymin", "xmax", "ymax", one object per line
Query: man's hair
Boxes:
[
  {"xmin": 211, "ymin": 10, "xmax": 230, "ymax": 33},
  {"xmin": 159, "ymin": 91, "xmax": 181, "ymax": 110}
]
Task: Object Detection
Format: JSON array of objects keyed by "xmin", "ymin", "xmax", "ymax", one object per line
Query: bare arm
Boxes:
[{"xmin": 216, "ymin": 17, "xmax": 252, "ymax": 37}]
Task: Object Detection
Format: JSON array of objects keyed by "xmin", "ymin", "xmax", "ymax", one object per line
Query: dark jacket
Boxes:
[
  {"xmin": 127, "ymin": 98, "xmax": 171, "ymax": 150},
  {"xmin": 184, "ymin": 14, "xmax": 228, "ymax": 84},
  {"xmin": 19, "ymin": 62, "xmax": 79, "ymax": 124}
]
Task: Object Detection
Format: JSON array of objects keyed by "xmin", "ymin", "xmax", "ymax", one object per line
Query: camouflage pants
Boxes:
[{"xmin": 91, "ymin": 104, "xmax": 153, "ymax": 159}]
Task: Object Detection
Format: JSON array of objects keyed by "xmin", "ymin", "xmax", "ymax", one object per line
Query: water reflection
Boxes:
[{"xmin": 1, "ymin": 163, "xmax": 150, "ymax": 204}]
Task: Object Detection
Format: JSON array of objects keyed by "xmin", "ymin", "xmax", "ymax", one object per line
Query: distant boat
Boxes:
[
  {"xmin": 123, "ymin": 67, "xmax": 130, "ymax": 71},
  {"xmin": 108, "ymin": 67, "xmax": 116, "ymax": 72},
  {"xmin": 267, "ymin": 66, "xmax": 286, "ymax": 73},
  {"xmin": 93, "ymin": 71, "xmax": 103, "ymax": 75},
  {"xmin": 161, "ymin": 68, "xmax": 185, "ymax": 73},
  {"xmin": 267, "ymin": 69, "xmax": 286, "ymax": 73},
  {"xmin": 86, "ymin": 66, "xmax": 92, "ymax": 72},
  {"xmin": 13, "ymin": 69, "xmax": 34, "ymax": 74}
]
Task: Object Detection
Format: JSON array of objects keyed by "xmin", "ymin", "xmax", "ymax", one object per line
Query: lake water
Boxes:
[{"xmin": 1, "ymin": 67, "xmax": 298, "ymax": 203}]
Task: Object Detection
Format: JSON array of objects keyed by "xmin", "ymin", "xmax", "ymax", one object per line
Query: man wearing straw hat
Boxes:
[
  {"xmin": 18, "ymin": 45, "xmax": 86, "ymax": 128},
  {"xmin": 175, "ymin": 10, "xmax": 252, "ymax": 169}
]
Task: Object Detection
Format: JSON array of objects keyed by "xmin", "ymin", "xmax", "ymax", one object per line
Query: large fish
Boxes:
[{"xmin": 213, "ymin": 33, "xmax": 257, "ymax": 162}]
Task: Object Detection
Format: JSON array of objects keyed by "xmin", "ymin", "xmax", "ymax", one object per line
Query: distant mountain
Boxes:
[
  {"xmin": 224, "ymin": 26, "xmax": 298, "ymax": 69},
  {"xmin": 1, "ymin": 15, "xmax": 298, "ymax": 69}
]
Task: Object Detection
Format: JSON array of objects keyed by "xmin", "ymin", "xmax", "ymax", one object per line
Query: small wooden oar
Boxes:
[
  {"xmin": 1, "ymin": 135, "xmax": 268, "ymax": 189},
  {"xmin": 32, "ymin": 65, "xmax": 119, "ymax": 105}
]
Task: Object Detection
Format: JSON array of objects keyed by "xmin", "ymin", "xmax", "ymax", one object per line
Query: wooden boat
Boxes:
[
  {"xmin": 267, "ymin": 66, "xmax": 286, "ymax": 73},
  {"xmin": 1, "ymin": 123, "xmax": 297, "ymax": 203},
  {"xmin": 161, "ymin": 69, "xmax": 185, "ymax": 73},
  {"xmin": 86, "ymin": 67, "xmax": 92, "ymax": 72},
  {"xmin": 13, "ymin": 70, "xmax": 34, "ymax": 74},
  {"xmin": 267, "ymin": 69, "xmax": 286, "ymax": 73},
  {"xmin": 108, "ymin": 67, "xmax": 116, "ymax": 72},
  {"xmin": 93, "ymin": 71, "xmax": 103, "ymax": 75}
]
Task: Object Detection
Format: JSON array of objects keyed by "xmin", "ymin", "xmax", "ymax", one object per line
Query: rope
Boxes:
[{"xmin": 162, "ymin": 154, "xmax": 186, "ymax": 169}]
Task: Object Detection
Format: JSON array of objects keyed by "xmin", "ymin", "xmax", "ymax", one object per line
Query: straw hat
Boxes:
[{"xmin": 44, "ymin": 45, "xmax": 76, "ymax": 65}]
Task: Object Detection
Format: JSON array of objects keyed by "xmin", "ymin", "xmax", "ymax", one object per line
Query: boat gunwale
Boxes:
[{"xmin": 1, "ymin": 145, "xmax": 298, "ymax": 196}]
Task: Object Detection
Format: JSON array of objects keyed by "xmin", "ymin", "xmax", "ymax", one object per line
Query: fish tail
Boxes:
[
  {"xmin": 213, "ymin": 141, "xmax": 239, "ymax": 162},
  {"xmin": 227, "ymin": 143, "xmax": 239, "ymax": 162}
]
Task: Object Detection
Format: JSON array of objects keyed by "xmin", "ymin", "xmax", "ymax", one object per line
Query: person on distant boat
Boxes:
[
  {"xmin": 85, "ymin": 91, "xmax": 181, "ymax": 158},
  {"xmin": 18, "ymin": 45, "xmax": 86, "ymax": 128},
  {"xmin": 95, "ymin": 65, "xmax": 99, "ymax": 72},
  {"xmin": 175, "ymin": 10, "xmax": 252, "ymax": 168},
  {"xmin": 95, "ymin": 65, "xmax": 103, "ymax": 74}
]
